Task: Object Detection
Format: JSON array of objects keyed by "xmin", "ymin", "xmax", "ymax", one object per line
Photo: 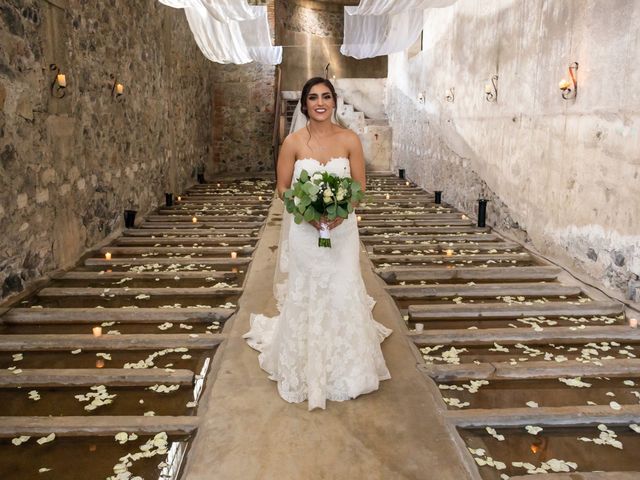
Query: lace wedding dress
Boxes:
[{"xmin": 243, "ymin": 157, "xmax": 392, "ymax": 410}]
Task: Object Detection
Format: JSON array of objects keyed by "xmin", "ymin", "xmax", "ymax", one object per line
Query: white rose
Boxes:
[{"xmin": 294, "ymin": 197, "xmax": 300, "ymax": 206}]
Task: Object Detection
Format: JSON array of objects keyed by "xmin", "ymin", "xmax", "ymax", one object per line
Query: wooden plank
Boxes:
[
  {"xmin": 0, "ymin": 416, "xmax": 200, "ymax": 437},
  {"xmin": 98, "ymin": 246, "xmax": 254, "ymax": 255},
  {"xmin": 85, "ymin": 257, "xmax": 251, "ymax": 266},
  {"xmin": 38, "ymin": 287, "xmax": 243, "ymax": 297},
  {"xmin": 0, "ymin": 333, "xmax": 224, "ymax": 351},
  {"xmin": 52, "ymin": 271, "xmax": 238, "ymax": 280},
  {"xmin": 372, "ymin": 242, "xmax": 521, "ymax": 252},
  {"xmin": 123, "ymin": 229, "xmax": 257, "ymax": 236},
  {"xmin": 359, "ymin": 219, "xmax": 474, "ymax": 227},
  {"xmin": 116, "ymin": 237, "xmax": 257, "ymax": 245},
  {"xmin": 377, "ymin": 266, "xmax": 561, "ymax": 283},
  {"xmin": 145, "ymin": 215, "xmax": 265, "ymax": 222},
  {"xmin": 139, "ymin": 221, "xmax": 264, "ymax": 229},
  {"xmin": 371, "ymin": 252, "xmax": 532, "ymax": 264},
  {"xmin": 446, "ymin": 404, "xmax": 640, "ymax": 428},
  {"xmin": 361, "ymin": 234, "xmax": 499, "ymax": 243},
  {"xmin": 0, "ymin": 368, "xmax": 194, "ymax": 387},
  {"xmin": 2, "ymin": 308, "xmax": 233, "ymax": 323},
  {"xmin": 410, "ymin": 325, "xmax": 634, "ymax": 346},
  {"xmin": 409, "ymin": 301, "xmax": 623, "ymax": 320},
  {"xmin": 360, "ymin": 226, "xmax": 490, "ymax": 234},
  {"xmin": 386, "ymin": 283, "xmax": 581, "ymax": 299},
  {"xmin": 419, "ymin": 359, "xmax": 640, "ymax": 382}
]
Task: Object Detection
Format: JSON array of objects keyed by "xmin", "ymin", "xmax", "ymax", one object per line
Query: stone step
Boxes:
[
  {"xmin": 372, "ymin": 242, "xmax": 521, "ymax": 253},
  {"xmin": 84, "ymin": 257, "xmax": 251, "ymax": 266},
  {"xmin": 377, "ymin": 266, "xmax": 561, "ymax": 283},
  {"xmin": 37, "ymin": 287, "xmax": 243, "ymax": 297},
  {"xmin": 146, "ymin": 215, "xmax": 265, "ymax": 222},
  {"xmin": 0, "ymin": 333, "xmax": 224, "ymax": 351},
  {"xmin": 371, "ymin": 252, "xmax": 533, "ymax": 264},
  {"xmin": 139, "ymin": 221, "xmax": 264, "ymax": 229},
  {"xmin": 360, "ymin": 207, "xmax": 455, "ymax": 213},
  {"xmin": 99, "ymin": 246, "xmax": 254, "ymax": 255},
  {"xmin": 2, "ymin": 308, "xmax": 232, "ymax": 323},
  {"xmin": 419, "ymin": 358, "xmax": 640, "ymax": 382},
  {"xmin": 409, "ymin": 301, "xmax": 623, "ymax": 321},
  {"xmin": 116, "ymin": 236, "xmax": 257, "ymax": 245},
  {"xmin": 386, "ymin": 282, "xmax": 581, "ymax": 299},
  {"xmin": 157, "ymin": 207, "xmax": 269, "ymax": 214},
  {"xmin": 410, "ymin": 325, "xmax": 634, "ymax": 346},
  {"xmin": 361, "ymin": 234, "xmax": 500, "ymax": 243},
  {"xmin": 123, "ymin": 228, "xmax": 257, "ymax": 236},
  {"xmin": 173, "ymin": 198, "xmax": 264, "ymax": 205},
  {"xmin": 0, "ymin": 416, "xmax": 199, "ymax": 437},
  {"xmin": 445, "ymin": 404, "xmax": 640, "ymax": 429},
  {"xmin": 359, "ymin": 219, "xmax": 475, "ymax": 227},
  {"xmin": 360, "ymin": 226, "xmax": 491, "ymax": 234},
  {"xmin": 0, "ymin": 368, "xmax": 194, "ymax": 387},
  {"xmin": 52, "ymin": 271, "xmax": 238, "ymax": 281}
]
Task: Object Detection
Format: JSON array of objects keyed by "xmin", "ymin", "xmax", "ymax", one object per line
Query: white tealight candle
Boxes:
[
  {"xmin": 484, "ymin": 83, "xmax": 492, "ymax": 94},
  {"xmin": 630, "ymin": 318, "xmax": 638, "ymax": 328},
  {"xmin": 461, "ymin": 214, "xmax": 468, "ymax": 220},
  {"xmin": 445, "ymin": 249, "xmax": 454, "ymax": 256},
  {"xmin": 92, "ymin": 326, "xmax": 102, "ymax": 337},
  {"xmin": 177, "ymin": 196, "xmax": 182, "ymax": 201},
  {"xmin": 405, "ymin": 181, "xmax": 410, "ymax": 186},
  {"xmin": 96, "ymin": 359, "xmax": 105, "ymax": 368},
  {"xmin": 104, "ymin": 252, "xmax": 112, "ymax": 260},
  {"xmin": 192, "ymin": 216, "xmax": 198, "ymax": 223},
  {"xmin": 230, "ymin": 251, "xmax": 237, "ymax": 259},
  {"xmin": 357, "ymin": 215, "xmax": 362, "ymax": 222},
  {"xmin": 57, "ymin": 73, "xmax": 66, "ymax": 87},
  {"xmin": 116, "ymin": 83, "xmax": 124, "ymax": 95},
  {"xmin": 559, "ymin": 79, "xmax": 571, "ymax": 90},
  {"xmin": 217, "ymin": 183, "xmax": 221, "ymax": 187},
  {"xmin": 385, "ymin": 193, "xmax": 390, "ymax": 200},
  {"xmin": 414, "ymin": 323, "xmax": 424, "ymax": 333},
  {"xmin": 258, "ymin": 196, "xmax": 263, "ymax": 201}
]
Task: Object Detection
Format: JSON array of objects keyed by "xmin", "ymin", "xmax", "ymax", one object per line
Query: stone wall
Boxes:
[
  {"xmin": 386, "ymin": 0, "xmax": 640, "ymax": 299},
  {"xmin": 0, "ymin": 0, "xmax": 214, "ymax": 300},
  {"xmin": 211, "ymin": 0, "xmax": 277, "ymax": 174},
  {"xmin": 276, "ymin": 0, "xmax": 387, "ymax": 92}
]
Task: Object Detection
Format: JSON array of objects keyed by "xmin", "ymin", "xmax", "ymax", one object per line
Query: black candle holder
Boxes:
[
  {"xmin": 434, "ymin": 191, "xmax": 442, "ymax": 204},
  {"xmin": 124, "ymin": 209, "xmax": 137, "ymax": 229},
  {"xmin": 398, "ymin": 168, "xmax": 405, "ymax": 179},
  {"xmin": 477, "ymin": 199, "xmax": 488, "ymax": 227},
  {"xmin": 197, "ymin": 173, "xmax": 206, "ymax": 184},
  {"xmin": 165, "ymin": 193, "xmax": 174, "ymax": 207}
]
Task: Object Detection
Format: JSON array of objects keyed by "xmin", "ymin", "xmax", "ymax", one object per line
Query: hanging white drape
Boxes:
[
  {"xmin": 341, "ymin": 0, "xmax": 456, "ymax": 59},
  {"xmin": 158, "ymin": 0, "xmax": 282, "ymax": 65}
]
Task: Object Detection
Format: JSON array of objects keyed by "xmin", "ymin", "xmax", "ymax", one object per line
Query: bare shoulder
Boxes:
[{"xmin": 337, "ymin": 127, "xmax": 362, "ymax": 147}]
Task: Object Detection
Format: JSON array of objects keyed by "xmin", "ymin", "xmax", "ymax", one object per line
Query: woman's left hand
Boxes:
[{"xmin": 327, "ymin": 216, "xmax": 344, "ymax": 230}]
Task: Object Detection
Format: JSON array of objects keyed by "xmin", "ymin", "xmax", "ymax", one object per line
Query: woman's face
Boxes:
[{"xmin": 305, "ymin": 84, "xmax": 335, "ymax": 121}]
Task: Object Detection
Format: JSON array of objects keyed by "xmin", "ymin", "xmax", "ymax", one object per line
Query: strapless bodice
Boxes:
[{"xmin": 293, "ymin": 157, "xmax": 351, "ymax": 181}]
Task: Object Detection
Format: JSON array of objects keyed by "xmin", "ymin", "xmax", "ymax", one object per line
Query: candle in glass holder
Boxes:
[
  {"xmin": 177, "ymin": 196, "xmax": 182, "ymax": 202},
  {"xmin": 385, "ymin": 193, "xmax": 390, "ymax": 200},
  {"xmin": 445, "ymin": 249, "xmax": 454, "ymax": 256},
  {"xmin": 405, "ymin": 181, "xmax": 410, "ymax": 186},
  {"xmin": 217, "ymin": 183, "xmax": 221, "ymax": 187},
  {"xmin": 230, "ymin": 251, "xmax": 237, "ymax": 259},
  {"xmin": 104, "ymin": 252, "xmax": 112, "ymax": 260},
  {"xmin": 231, "ymin": 267, "xmax": 238, "ymax": 273},
  {"xmin": 258, "ymin": 196, "xmax": 263, "ymax": 201},
  {"xmin": 57, "ymin": 73, "xmax": 66, "ymax": 87},
  {"xmin": 558, "ymin": 79, "xmax": 571, "ymax": 90},
  {"xmin": 92, "ymin": 326, "xmax": 102, "ymax": 337},
  {"xmin": 630, "ymin": 318, "xmax": 638, "ymax": 328},
  {"xmin": 192, "ymin": 216, "xmax": 198, "ymax": 223},
  {"xmin": 357, "ymin": 215, "xmax": 362, "ymax": 222},
  {"xmin": 115, "ymin": 83, "xmax": 124, "ymax": 95},
  {"xmin": 414, "ymin": 323, "xmax": 424, "ymax": 332},
  {"xmin": 96, "ymin": 359, "xmax": 105, "ymax": 368},
  {"xmin": 461, "ymin": 214, "xmax": 468, "ymax": 220}
]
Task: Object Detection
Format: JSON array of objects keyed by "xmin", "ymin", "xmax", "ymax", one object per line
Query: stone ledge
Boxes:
[{"xmin": 0, "ymin": 368, "xmax": 194, "ymax": 387}]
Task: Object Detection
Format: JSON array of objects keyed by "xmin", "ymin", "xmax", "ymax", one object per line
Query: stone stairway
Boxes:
[
  {"xmin": 0, "ymin": 177, "xmax": 273, "ymax": 479},
  {"xmin": 361, "ymin": 173, "xmax": 640, "ymax": 479}
]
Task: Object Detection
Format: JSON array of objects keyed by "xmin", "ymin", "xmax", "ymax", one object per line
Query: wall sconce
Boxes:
[
  {"xmin": 445, "ymin": 87, "xmax": 455, "ymax": 103},
  {"xmin": 484, "ymin": 75, "xmax": 498, "ymax": 102},
  {"xmin": 559, "ymin": 62, "xmax": 578, "ymax": 100},
  {"xmin": 110, "ymin": 75, "xmax": 124, "ymax": 100},
  {"xmin": 50, "ymin": 64, "xmax": 66, "ymax": 98}
]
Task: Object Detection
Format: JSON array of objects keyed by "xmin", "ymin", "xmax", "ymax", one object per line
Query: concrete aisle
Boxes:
[{"xmin": 183, "ymin": 200, "xmax": 470, "ymax": 480}]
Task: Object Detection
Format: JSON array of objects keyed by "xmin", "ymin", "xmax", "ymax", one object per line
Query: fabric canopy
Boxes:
[
  {"xmin": 158, "ymin": 0, "xmax": 282, "ymax": 65},
  {"xmin": 341, "ymin": 0, "xmax": 456, "ymax": 59}
]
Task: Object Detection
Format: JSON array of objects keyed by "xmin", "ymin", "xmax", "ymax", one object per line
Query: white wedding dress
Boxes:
[{"xmin": 243, "ymin": 157, "xmax": 392, "ymax": 410}]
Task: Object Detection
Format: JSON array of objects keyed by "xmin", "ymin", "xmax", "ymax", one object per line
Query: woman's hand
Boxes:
[{"xmin": 309, "ymin": 216, "xmax": 345, "ymax": 230}]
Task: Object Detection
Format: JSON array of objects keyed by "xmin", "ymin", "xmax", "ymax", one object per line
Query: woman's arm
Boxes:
[
  {"xmin": 276, "ymin": 136, "xmax": 297, "ymax": 200},
  {"xmin": 346, "ymin": 130, "xmax": 366, "ymax": 206}
]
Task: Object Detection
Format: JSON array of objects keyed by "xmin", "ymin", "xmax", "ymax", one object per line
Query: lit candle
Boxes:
[
  {"xmin": 231, "ymin": 267, "xmax": 238, "ymax": 273},
  {"xmin": 558, "ymin": 79, "xmax": 571, "ymax": 90},
  {"xmin": 216, "ymin": 183, "xmax": 221, "ymax": 187},
  {"xmin": 484, "ymin": 83, "xmax": 492, "ymax": 94},
  {"xmin": 104, "ymin": 252, "xmax": 112, "ymax": 260},
  {"xmin": 405, "ymin": 181, "xmax": 410, "ymax": 186},
  {"xmin": 96, "ymin": 359, "xmax": 105, "ymax": 368},
  {"xmin": 92, "ymin": 326, "xmax": 102, "ymax": 337},
  {"xmin": 630, "ymin": 318, "xmax": 638, "ymax": 328},
  {"xmin": 230, "ymin": 251, "xmax": 237, "ymax": 259},
  {"xmin": 116, "ymin": 83, "xmax": 124, "ymax": 95},
  {"xmin": 357, "ymin": 215, "xmax": 362, "ymax": 222},
  {"xmin": 385, "ymin": 193, "xmax": 390, "ymax": 200},
  {"xmin": 57, "ymin": 73, "xmax": 66, "ymax": 87},
  {"xmin": 177, "ymin": 196, "xmax": 182, "ymax": 201},
  {"xmin": 192, "ymin": 216, "xmax": 198, "ymax": 223},
  {"xmin": 414, "ymin": 323, "xmax": 424, "ymax": 333},
  {"xmin": 461, "ymin": 214, "xmax": 468, "ymax": 220},
  {"xmin": 445, "ymin": 249, "xmax": 454, "ymax": 256},
  {"xmin": 258, "ymin": 196, "xmax": 263, "ymax": 201}
]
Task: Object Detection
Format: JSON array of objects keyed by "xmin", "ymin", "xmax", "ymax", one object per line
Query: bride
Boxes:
[{"xmin": 243, "ymin": 77, "xmax": 391, "ymax": 410}]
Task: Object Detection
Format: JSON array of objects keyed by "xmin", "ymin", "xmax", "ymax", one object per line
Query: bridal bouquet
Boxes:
[{"xmin": 283, "ymin": 169, "xmax": 364, "ymax": 247}]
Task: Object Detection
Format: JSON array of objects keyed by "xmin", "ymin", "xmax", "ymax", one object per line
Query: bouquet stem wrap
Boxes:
[{"xmin": 318, "ymin": 222, "xmax": 331, "ymax": 248}]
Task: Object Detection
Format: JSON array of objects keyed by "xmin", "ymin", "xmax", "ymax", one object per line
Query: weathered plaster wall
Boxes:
[
  {"xmin": 386, "ymin": 0, "xmax": 640, "ymax": 299},
  {"xmin": 0, "ymin": 0, "xmax": 213, "ymax": 299},
  {"xmin": 276, "ymin": 0, "xmax": 387, "ymax": 91}
]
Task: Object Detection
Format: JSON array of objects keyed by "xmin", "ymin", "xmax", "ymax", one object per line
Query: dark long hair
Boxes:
[{"xmin": 300, "ymin": 77, "xmax": 338, "ymax": 119}]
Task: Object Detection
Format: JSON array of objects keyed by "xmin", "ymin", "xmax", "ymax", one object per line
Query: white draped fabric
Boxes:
[
  {"xmin": 341, "ymin": 0, "xmax": 456, "ymax": 60},
  {"xmin": 158, "ymin": 0, "xmax": 282, "ymax": 65}
]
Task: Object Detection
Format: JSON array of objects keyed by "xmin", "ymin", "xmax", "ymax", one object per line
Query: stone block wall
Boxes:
[
  {"xmin": 385, "ymin": 0, "xmax": 640, "ymax": 299},
  {"xmin": 0, "ymin": 0, "xmax": 214, "ymax": 300}
]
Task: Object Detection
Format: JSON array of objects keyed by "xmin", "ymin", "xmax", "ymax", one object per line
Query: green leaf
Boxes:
[
  {"xmin": 303, "ymin": 207, "xmax": 315, "ymax": 222},
  {"xmin": 347, "ymin": 203, "xmax": 354, "ymax": 213},
  {"xmin": 299, "ymin": 170, "xmax": 310, "ymax": 183},
  {"xmin": 283, "ymin": 189, "xmax": 294, "ymax": 199},
  {"xmin": 337, "ymin": 205, "xmax": 348, "ymax": 218},
  {"xmin": 304, "ymin": 182, "xmax": 320, "ymax": 196},
  {"xmin": 294, "ymin": 213, "xmax": 304, "ymax": 224}
]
